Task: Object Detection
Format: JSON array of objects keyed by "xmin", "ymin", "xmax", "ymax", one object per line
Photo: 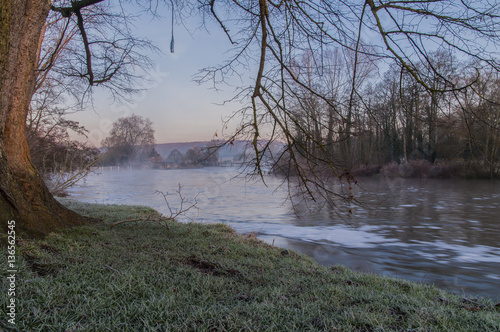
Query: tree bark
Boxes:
[{"xmin": 1, "ymin": 0, "xmax": 86, "ymax": 237}]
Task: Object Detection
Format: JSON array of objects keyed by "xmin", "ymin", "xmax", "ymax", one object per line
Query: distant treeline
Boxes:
[
  {"xmin": 98, "ymin": 145, "xmax": 219, "ymax": 168},
  {"xmin": 277, "ymin": 51, "xmax": 500, "ymax": 179}
]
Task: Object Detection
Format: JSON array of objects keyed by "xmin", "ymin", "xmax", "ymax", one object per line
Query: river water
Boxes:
[{"xmin": 67, "ymin": 167, "xmax": 500, "ymax": 300}]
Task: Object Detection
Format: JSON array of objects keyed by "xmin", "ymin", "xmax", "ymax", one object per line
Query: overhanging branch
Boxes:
[{"xmin": 51, "ymin": 0, "xmax": 106, "ymax": 18}]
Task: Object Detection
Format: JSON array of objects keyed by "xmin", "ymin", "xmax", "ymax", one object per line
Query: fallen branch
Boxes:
[
  {"xmin": 110, "ymin": 185, "xmax": 198, "ymax": 229},
  {"xmin": 157, "ymin": 184, "xmax": 199, "ymax": 222},
  {"xmin": 109, "ymin": 213, "xmax": 172, "ymax": 229}
]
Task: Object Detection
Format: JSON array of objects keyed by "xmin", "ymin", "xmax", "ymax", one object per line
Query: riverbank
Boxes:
[
  {"xmin": 1, "ymin": 201, "xmax": 499, "ymax": 331},
  {"xmin": 351, "ymin": 159, "xmax": 500, "ymax": 179}
]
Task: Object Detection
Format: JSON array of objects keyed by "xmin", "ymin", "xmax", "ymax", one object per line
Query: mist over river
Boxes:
[{"xmin": 67, "ymin": 167, "xmax": 500, "ymax": 300}]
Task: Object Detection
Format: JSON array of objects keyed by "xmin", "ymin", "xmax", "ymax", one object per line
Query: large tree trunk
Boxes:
[{"xmin": 1, "ymin": 0, "xmax": 86, "ymax": 237}]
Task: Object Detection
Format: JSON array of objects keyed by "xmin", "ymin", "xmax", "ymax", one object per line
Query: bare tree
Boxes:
[
  {"xmin": 28, "ymin": 67, "xmax": 100, "ymax": 195},
  {"xmin": 0, "ymin": 0, "xmax": 156, "ymax": 235},
  {"xmin": 167, "ymin": 149, "xmax": 184, "ymax": 164},
  {"xmin": 196, "ymin": 0, "xmax": 500, "ymax": 210},
  {"xmin": 101, "ymin": 114, "xmax": 156, "ymax": 165},
  {"xmin": 455, "ymin": 69, "xmax": 500, "ymax": 177}
]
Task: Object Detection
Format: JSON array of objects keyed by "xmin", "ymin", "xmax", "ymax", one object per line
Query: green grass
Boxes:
[{"xmin": 1, "ymin": 200, "xmax": 499, "ymax": 331}]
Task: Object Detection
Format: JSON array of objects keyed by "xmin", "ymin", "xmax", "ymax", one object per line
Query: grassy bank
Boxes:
[{"xmin": 1, "ymin": 201, "xmax": 499, "ymax": 331}]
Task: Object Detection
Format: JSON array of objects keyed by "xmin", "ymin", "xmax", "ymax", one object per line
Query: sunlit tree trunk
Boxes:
[{"xmin": 0, "ymin": 0, "xmax": 85, "ymax": 236}]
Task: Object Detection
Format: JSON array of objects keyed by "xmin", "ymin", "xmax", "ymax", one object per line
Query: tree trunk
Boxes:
[{"xmin": 1, "ymin": 0, "xmax": 86, "ymax": 237}]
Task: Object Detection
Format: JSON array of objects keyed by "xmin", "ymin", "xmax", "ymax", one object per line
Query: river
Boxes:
[{"xmin": 66, "ymin": 167, "xmax": 500, "ymax": 300}]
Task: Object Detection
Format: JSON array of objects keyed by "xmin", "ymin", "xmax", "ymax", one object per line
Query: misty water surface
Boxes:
[{"xmin": 67, "ymin": 167, "xmax": 500, "ymax": 300}]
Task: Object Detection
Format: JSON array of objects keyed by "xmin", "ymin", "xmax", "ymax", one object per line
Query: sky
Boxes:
[{"xmin": 69, "ymin": 7, "xmax": 249, "ymax": 147}]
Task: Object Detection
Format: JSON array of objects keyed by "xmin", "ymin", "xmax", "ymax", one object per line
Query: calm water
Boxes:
[{"xmin": 67, "ymin": 167, "xmax": 500, "ymax": 300}]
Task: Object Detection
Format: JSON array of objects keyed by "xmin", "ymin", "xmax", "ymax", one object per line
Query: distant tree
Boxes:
[
  {"xmin": 202, "ymin": 149, "xmax": 219, "ymax": 166},
  {"xmin": 183, "ymin": 144, "xmax": 220, "ymax": 166},
  {"xmin": 457, "ymin": 70, "xmax": 500, "ymax": 177},
  {"xmin": 185, "ymin": 147, "xmax": 203, "ymax": 165},
  {"xmin": 167, "ymin": 149, "xmax": 184, "ymax": 164},
  {"xmin": 101, "ymin": 114, "xmax": 155, "ymax": 165},
  {"xmin": 148, "ymin": 148, "xmax": 163, "ymax": 163}
]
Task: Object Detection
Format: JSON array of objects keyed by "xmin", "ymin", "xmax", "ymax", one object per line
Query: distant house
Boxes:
[{"xmin": 150, "ymin": 155, "xmax": 163, "ymax": 163}]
